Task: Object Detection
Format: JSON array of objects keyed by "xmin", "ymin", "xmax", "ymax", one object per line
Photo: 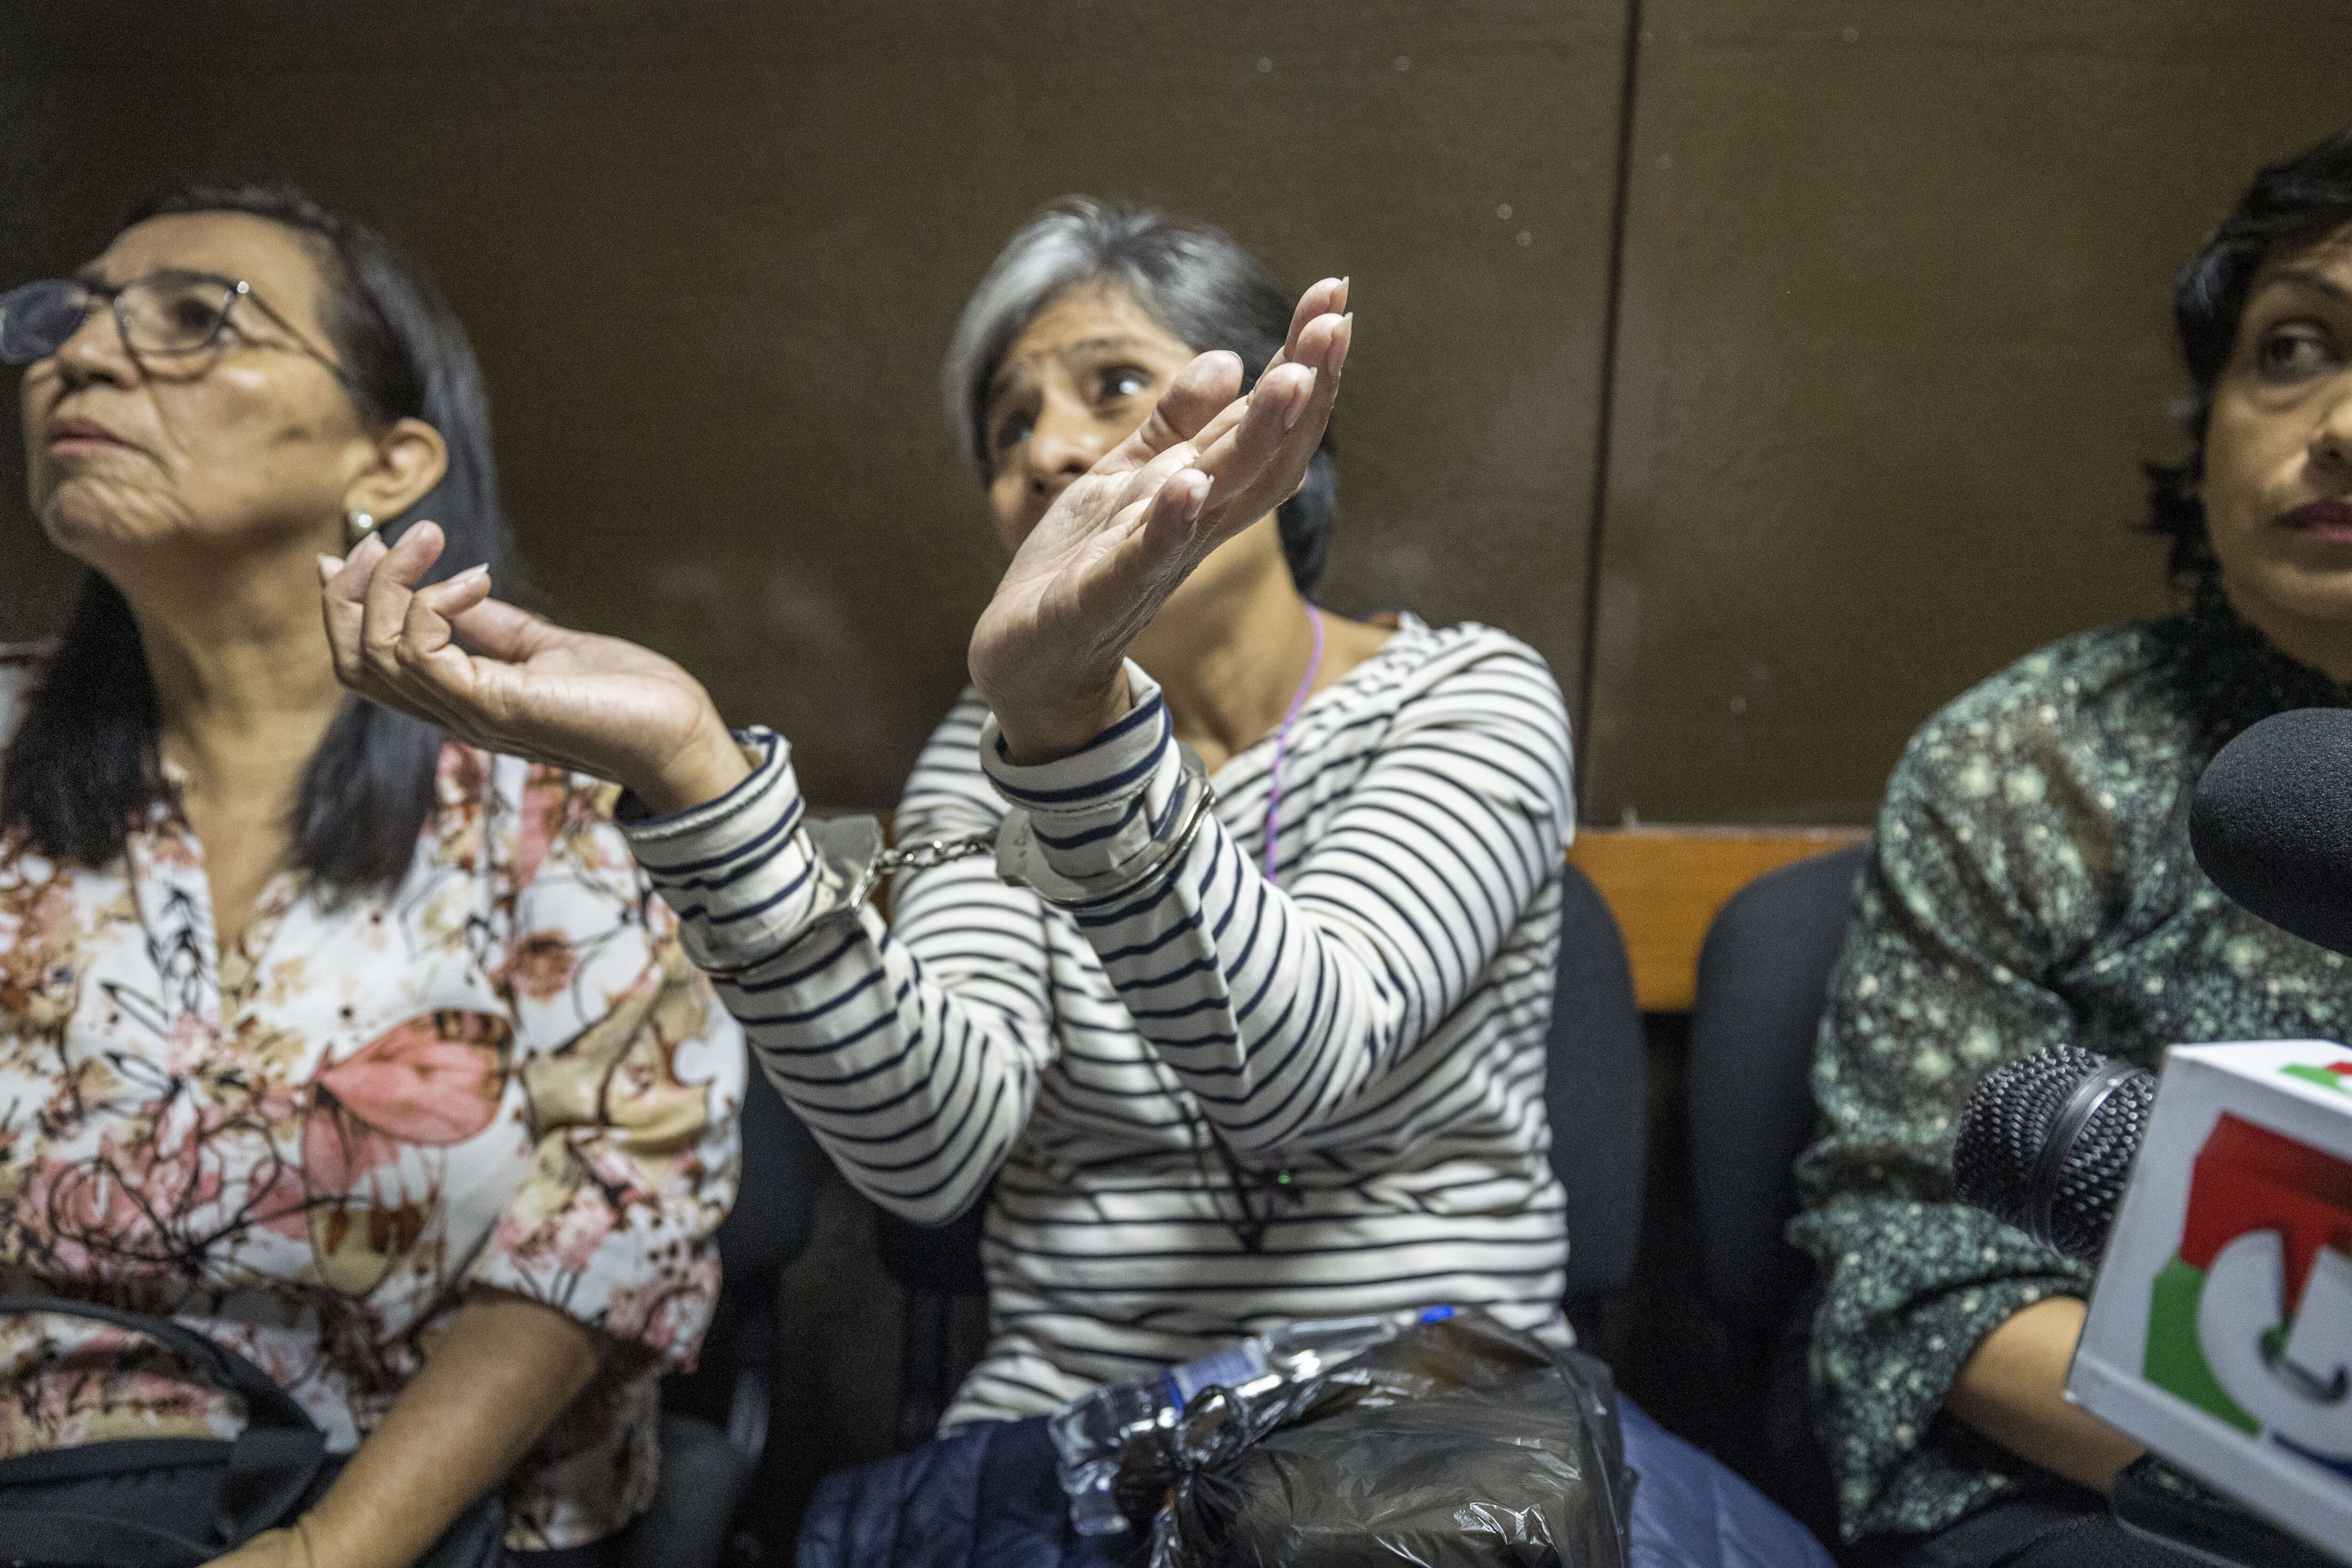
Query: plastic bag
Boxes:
[{"xmin": 1141, "ymin": 1311, "xmax": 1633, "ymax": 1568}]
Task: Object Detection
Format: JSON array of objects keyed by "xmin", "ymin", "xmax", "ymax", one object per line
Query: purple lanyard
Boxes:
[{"xmin": 1262, "ymin": 604, "xmax": 1326, "ymax": 882}]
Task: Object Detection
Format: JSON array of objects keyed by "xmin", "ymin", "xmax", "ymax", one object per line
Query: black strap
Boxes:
[
  {"xmin": 0, "ymin": 1439, "xmax": 228, "ymax": 1487},
  {"xmin": 2109, "ymin": 1456, "xmax": 2337, "ymax": 1568},
  {"xmin": 0, "ymin": 1296, "xmax": 312, "ymax": 1431},
  {"xmin": 0, "ymin": 1296, "xmax": 333, "ymax": 1553},
  {"xmin": 1857, "ymin": 1486, "xmax": 2104, "ymax": 1568},
  {"xmin": 0, "ymin": 1510, "xmax": 212, "ymax": 1568},
  {"xmin": 215, "ymin": 1424, "xmax": 331, "ymax": 1547}
]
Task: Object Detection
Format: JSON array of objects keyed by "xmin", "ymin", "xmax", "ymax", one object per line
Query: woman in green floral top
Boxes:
[{"xmin": 1794, "ymin": 125, "xmax": 2352, "ymax": 1566}]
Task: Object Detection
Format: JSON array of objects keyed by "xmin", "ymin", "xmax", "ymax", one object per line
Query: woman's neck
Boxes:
[
  {"xmin": 1131, "ymin": 560, "xmax": 1318, "ymax": 773},
  {"xmin": 2219, "ymin": 572, "xmax": 2352, "ymax": 685},
  {"xmin": 1129, "ymin": 550, "xmax": 1395, "ymax": 775},
  {"xmin": 123, "ymin": 539, "xmax": 348, "ymax": 804}
]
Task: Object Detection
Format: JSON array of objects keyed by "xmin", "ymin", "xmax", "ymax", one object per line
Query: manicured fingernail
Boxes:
[
  {"xmin": 1184, "ymin": 471, "xmax": 1211, "ymax": 520},
  {"xmin": 317, "ymin": 554, "xmax": 342, "ymax": 580},
  {"xmin": 453, "ymin": 564, "xmax": 489, "ymax": 585},
  {"xmin": 1282, "ymin": 377, "xmax": 1308, "ymax": 431},
  {"xmin": 1332, "ymin": 314, "xmax": 1354, "ymax": 374}
]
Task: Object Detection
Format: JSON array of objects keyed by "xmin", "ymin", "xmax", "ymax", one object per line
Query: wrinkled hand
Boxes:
[
  {"xmin": 319, "ymin": 524, "xmax": 749, "ymax": 813},
  {"xmin": 969, "ymin": 278, "xmax": 1352, "ymax": 762}
]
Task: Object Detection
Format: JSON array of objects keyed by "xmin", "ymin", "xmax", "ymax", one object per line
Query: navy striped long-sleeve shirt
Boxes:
[{"xmin": 622, "ymin": 615, "xmax": 1575, "ymax": 1426}]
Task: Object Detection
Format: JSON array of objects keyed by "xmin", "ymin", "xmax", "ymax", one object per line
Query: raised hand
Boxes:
[
  {"xmin": 319, "ymin": 524, "xmax": 749, "ymax": 813},
  {"xmin": 969, "ymin": 278, "xmax": 1352, "ymax": 762}
]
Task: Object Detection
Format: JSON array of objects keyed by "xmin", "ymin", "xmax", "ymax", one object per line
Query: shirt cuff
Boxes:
[
  {"xmin": 979, "ymin": 662, "xmax": 1189, "ymax": 890},
  {"xmin": 619, "ymin": 727, "xmax": 824, "ymax": 973}
]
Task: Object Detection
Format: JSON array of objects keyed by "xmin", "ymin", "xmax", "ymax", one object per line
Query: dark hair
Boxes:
[
  {"xmin": 1, "ymin": 180, "xmax": 512, "ymax": 893},
  {"xmin": 2148, "ymin": 126, "xmax": 2352, "ymax": 581},
  {"xmin": 943, "ymin": 197, "xmax": 1338, "ymax": 594}
]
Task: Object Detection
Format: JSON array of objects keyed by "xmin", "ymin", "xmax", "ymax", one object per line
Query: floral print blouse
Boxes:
[
  {"xmin": 1791, "ymin": 588, "xmax": 2352, "ymax": 1544},
  {"xmin": 0, "ymin": 647, "xmax": 746, "ymax": 1551}
]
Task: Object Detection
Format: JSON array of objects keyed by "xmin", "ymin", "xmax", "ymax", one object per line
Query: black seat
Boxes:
[
  {"xmin": 873, "ymin": 1191, "xmax": 987, "ymax": 1449},
  {"xmin": 1548, "ymin": 858, "xmax": 1647, "ymax": 1337},
  {"xmin": 871, "ymin": 857, "xmax": 1647, "ymax": 1444},
  {"xmin": 1684, "ymin": 842, "xmax": 1866, "ymax": 1537},
  {"xmin": 629, "ymin": 1059, "xmax": 826, "ymax": 1568}
]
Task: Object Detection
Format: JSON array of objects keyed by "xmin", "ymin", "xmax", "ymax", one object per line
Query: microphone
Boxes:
[
  {"xmin": 1952, "ymin": 1043, "xmax": 2158, "ymax": 1260},
  {"xmin": 2189, "ymin": 707, "xmax": 2352, "ymax": 961},
  {"xmin": 1954, "ymin": 707, "xmax": 2352, "ymax": 1259}
]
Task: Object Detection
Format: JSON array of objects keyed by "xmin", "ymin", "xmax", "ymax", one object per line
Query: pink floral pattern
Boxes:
[{"xmin": 0, "ymin": 650, "xmax": 745, "ymax": 1549}]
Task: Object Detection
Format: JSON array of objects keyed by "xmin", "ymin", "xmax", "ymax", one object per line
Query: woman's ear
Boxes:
[{"xmin": 345, "ymin": 417, "xmax": 449, "ymax": 525}]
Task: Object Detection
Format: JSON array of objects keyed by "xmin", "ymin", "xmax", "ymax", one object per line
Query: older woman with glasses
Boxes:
[
  {"xmin": 328, "ymin": 199, "xmax": 1831, "ymax": 1568},
  {"xmin": 0, "ymin": 184, "xmax": 743, "ymax": 1568}
]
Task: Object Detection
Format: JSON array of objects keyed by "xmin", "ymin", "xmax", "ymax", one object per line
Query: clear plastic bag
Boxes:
[
  {"xmin": 1055, "ymin": 1309, "xmax": 1459, "ymax": 1536},
  {"xmin": 1141, "ymin": 1311, "xmax": 1634, "ymax": 1568}
]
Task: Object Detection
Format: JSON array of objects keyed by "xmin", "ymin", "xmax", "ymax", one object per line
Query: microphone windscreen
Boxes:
[
  {"xmin": 1953, "ymin": 1044, "xmax": 2156, "ymax": 1259},
  {"xmin": 2190, "ymin": 707, "xmax": 2352, "ymax": 960}
]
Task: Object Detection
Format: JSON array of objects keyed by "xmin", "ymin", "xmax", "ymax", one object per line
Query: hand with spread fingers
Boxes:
[
  {"xmin": 969, "ymin": 277, "xmax": 1351, "ymax": 763},
  {"xmin": 318, "ymin": 526, "xmax": 749, "ymax": 813}
]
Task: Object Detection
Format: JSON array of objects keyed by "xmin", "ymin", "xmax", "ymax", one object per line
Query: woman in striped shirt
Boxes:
[{"xmin": 323, "ymin": 200, "xmax": 1829, "ymax": 1566}]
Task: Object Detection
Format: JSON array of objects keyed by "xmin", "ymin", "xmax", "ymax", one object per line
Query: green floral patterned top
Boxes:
[{"xmin": 1790, "ymin": 588, "xmax": 2352, "ymax": 1543}]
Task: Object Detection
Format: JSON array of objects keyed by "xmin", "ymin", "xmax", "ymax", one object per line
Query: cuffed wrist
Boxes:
[
  {"xmin": 623, "ymin": 713, "xmax": 759, "ymax": 820},
  {"xmin": 615, "ymin": 734, "xmax": 764, "ymax": 827},
  {"xmin": 981, "ymin": 662, "xmax": 1191, "ymax": 890}
]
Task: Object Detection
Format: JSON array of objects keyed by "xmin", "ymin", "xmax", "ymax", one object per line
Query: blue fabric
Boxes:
[
  {"xmin": 798, "ymin": 1397, "xmax": 1833, "ymax": 1568},
  {"xmin": 797, "ymin": 1416, "xmax": 1119, "ymax": 1568},
  {"xmin": 1619, "ymin": 1400, "xmax": 1836, "ymax": 1568}
]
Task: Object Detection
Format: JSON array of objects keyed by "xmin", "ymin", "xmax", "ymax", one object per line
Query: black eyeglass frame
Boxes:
[{"xmin": 0, "ymin": 270, "xmax": 359, "ymax": 393}]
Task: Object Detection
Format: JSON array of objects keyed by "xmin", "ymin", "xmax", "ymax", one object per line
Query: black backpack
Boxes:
[{"xmin": 0, "ymin": 1295, "xmax": 504, "ymax": 1568}]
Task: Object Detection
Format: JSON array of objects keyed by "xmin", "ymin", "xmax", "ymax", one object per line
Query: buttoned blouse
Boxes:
[{"xmin": 0, "ymin": 646, "xmax": 746, "ymax": 1550}]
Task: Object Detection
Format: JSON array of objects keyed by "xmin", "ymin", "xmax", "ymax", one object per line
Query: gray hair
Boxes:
[{"xmin": 940, "ymin": 196, "xmax": 1337, "ymax": 594}]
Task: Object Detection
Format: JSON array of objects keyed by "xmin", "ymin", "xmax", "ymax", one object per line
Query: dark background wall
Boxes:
[
  {"xmin": 7, "ymin": 3, "xmax": 2349, "ymax": 823},
  {"xmin": 1580, "ymin": 1, "xmax": 2352, "ymax": 823}
]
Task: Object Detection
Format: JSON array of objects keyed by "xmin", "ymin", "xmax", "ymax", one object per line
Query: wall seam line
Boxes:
[{"xmin": 1573, "ymin": 0, "xmax": 1645, "ymax": 826}]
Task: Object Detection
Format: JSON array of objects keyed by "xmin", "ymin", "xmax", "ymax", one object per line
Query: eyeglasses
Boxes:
[{"xmin": 0, "ymin": 270, "xmax": 356, "ymax": 390}]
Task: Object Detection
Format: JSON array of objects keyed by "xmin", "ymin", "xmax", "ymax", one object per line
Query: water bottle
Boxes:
[{"xmin": 1049, "ymin": 1305, "xmax": 1457, "ymax": 1536}]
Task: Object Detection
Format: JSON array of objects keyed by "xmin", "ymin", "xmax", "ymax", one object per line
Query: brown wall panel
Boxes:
[
  {"xmin": 0, "ymin": 0, "xmax": 1626, "ymax": 808},
  {"xmin": 1583, "ymin": 1, "xmax": 2352, "ymax": 825}
]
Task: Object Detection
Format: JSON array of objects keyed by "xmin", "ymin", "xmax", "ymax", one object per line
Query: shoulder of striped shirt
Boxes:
[
  {"xmin": 1340, "ymin": 621, "xmax": 1569, "ymax": 748},
  {"xmin": 0, "ymin": 639, "xmax": 59, "ymax": 752},
  {"xmin": 1376, "ymin": 619, "xmax": 1560, "ymax": 695}
]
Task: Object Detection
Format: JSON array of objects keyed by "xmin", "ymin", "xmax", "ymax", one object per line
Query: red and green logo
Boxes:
[
  {"xmin": 2144, "ymin": 1114, "xmax": 2352, "ymax": 1479},
  {"xmin": 2282, "ymin": 1059, "xmax": 2352, "ymax": 1096}
]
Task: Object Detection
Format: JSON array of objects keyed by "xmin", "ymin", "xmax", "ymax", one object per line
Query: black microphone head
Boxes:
[
  {"xmin": 1953, "ymin": 1045, "xmax": 2158, "ymax": 1260},
  {"xmin": 2191, "ymin": 707, "xmax": 2352, "ymax": 960}
]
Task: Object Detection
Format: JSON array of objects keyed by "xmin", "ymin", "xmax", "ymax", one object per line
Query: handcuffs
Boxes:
[{"xmin": 801, "ymin": 740, "xmax": 1216, "ymax": 924}]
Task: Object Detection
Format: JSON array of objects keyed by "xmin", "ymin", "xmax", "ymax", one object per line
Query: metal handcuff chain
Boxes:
[{"xmin": 799, "ymin": 742, "xmax": 1217, "ymax": 924}]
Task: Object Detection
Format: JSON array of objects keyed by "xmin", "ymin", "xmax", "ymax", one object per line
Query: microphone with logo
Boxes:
[{"xmin": 1945, "ymin": 708, "xmax": 2352, "ymax": 1567}]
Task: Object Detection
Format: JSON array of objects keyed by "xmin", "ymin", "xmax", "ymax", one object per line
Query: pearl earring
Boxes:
[{"xmin": 347, "ymin": 510, "xmax": 378, "ymax": 547}]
